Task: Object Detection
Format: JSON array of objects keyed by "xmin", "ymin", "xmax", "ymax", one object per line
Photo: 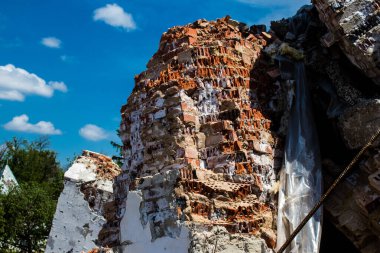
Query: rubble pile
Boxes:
[
  {"xmin": 45, "ymin": 151, "xmax": 121, "ymax": 253},
  {"xmin": 115, "ymin": 16, "xmax": 283, "ymax": 252}
]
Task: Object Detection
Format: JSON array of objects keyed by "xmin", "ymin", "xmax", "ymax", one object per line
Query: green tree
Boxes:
[
  {"xmin": 0, "ymin": 137, "xmax": 64, "ymax": 252},
  {"xmin": 0, "ymin": 183, "xmax": 55, "ymax": 253},
  {"xmin": 110, "ymin": 129, "xmax": 123, "ymax": 167},
  {"xmin": 1, "ymin": 137, "xmax": 63, "ymax": 199}
]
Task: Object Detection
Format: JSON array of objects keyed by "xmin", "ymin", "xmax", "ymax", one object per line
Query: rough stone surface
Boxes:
[
  {"xmin": 301, "ymin": 2, "xmax": 380, "ymax": 251},
  {"xmin": 323, "ymin": 152, "xmax": 380, "ymax": 251},
  {"xmin": 275, "ymin": 3, "xmax": 380, "ymax": 251},
  {"xmin": 314, "ymin": 0, "xmax": 380, "ymax": 85},
  {"xmin": 46, "ymin": 150, "xmax": 120, "ymax": 253},
  {"xmin": 189, "ymin": 226, "xmax": 271, "ymax": 253},
  {"xmin": 338, "ymin": 99, "xmax": 380, "ymax": 149}
]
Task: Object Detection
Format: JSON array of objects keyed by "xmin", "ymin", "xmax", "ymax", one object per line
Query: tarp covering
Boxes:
[{"xmin": 276, "ymin": 62, "xmax": 322, "ymax": 253}]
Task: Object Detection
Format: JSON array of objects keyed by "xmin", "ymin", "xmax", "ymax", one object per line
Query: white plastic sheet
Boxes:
[{"xmin": 276, "ymin": 63, "xmax": 322, "ymax": 253}]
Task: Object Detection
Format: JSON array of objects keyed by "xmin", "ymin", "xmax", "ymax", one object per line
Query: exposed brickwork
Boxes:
[{"xmin": 115, "ymin": 16, "xmax": 282, "ymax": 250}]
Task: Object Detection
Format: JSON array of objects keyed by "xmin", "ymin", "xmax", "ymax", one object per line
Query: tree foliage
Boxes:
[
  {"xmin": 0, "ymin": 137, "xmax": 64, "ymax": 252},
  {"xmin": 0, "ymin": 183, "xmax": 56, "ymax": 252},
  {"xmin": 110, "ymin": 129, "xmax": 123, "ymax": 167}
]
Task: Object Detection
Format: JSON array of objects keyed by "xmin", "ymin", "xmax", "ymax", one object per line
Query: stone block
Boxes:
[
  {"xmin": 205, "ymin": 135, "xmax": 225, "ymax": 146},
  {"xmin": 184, "ymin": 27, "xmax": 198, "ymax": 38},
  {"xmin": 113, "ymin": 15, "xmax": 283, "ymax": 252}
]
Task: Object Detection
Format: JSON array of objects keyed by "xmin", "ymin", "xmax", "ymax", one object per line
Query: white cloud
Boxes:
[
  {"xmin": 79, "ymin": 124, "xmax": 109, "ymax": 141},
  {"xmin": 0, "ymin": 90, "xmax": 24, "ymax": 101},
  {"xmin": 41, "ymin": 37, "xmax": 62, "ymax": 48},
  {"xmin": 49, "ymin": 81, "xmax": 68, "ymax": 92},
  {"xmin": 0, "ymin": 64, "xmax": 67, "ymax": 101},
  {"xmin": 3, "ymin": 114, "xmax": 62, "ymax": 135},
  {"xmin": 93, "ymin": 3, "xmax": 136, "ymax": 30}
]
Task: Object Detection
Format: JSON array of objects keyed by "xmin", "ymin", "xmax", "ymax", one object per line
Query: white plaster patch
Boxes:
[
  {"xmin": 120, "ymin": 191, "xmax": 190, "ymax": 253},
  {"xmin": 64, "ymin": 162, "xmax": 96, "ymax": 182},
  {"xmin": 96, "ymin": 179, "xmax": 114, "ymax": 192},
  {"xmin": 195, "ymin": 79, "xmax": 219, "ymax": 115}
]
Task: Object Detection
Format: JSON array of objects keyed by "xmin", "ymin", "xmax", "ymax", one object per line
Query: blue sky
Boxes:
[{"xmin": 0, "ymin": 0, "xmax": 309, "ymax": 167}]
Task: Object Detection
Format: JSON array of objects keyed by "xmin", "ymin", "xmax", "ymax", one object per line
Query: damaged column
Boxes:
[{"xmin": 115, "ymin": 16, "xmax": 285, "ymax": 253}]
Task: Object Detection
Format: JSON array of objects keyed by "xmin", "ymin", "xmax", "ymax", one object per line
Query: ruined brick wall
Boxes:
[
  {"xmin": 115, "ymin": 16, "xmax": 283, "ymax": 252},
  {"xmin": 46, "ymin": 3, "xmax": 380, "ymax": 252}
]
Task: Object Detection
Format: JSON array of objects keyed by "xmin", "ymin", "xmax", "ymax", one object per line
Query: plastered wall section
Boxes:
[{"xmin": 46, "ymin": 155, "xmax": 116, "ymax": 253}]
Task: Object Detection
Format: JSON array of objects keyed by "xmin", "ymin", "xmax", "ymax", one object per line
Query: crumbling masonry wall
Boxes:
[{"xmin": 115, "ymin": 17, "xmax": 284, "ymax": 252}]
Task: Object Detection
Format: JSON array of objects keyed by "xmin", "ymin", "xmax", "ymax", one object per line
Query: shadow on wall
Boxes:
[
  {"xmin": 320, "ymin": 214, "xmax": 359, "ymax": 253},
  {"xmin": 375, "ymin": 33, "xmax": 380, "ymax": 70}
]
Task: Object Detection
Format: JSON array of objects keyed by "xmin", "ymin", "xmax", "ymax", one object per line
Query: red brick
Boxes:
[{"xmin": 183, "ymin": 113, "xmax": 197, "ymax": 123}]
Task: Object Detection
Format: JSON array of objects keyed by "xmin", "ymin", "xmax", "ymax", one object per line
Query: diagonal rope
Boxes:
[{"xmin": 277, "ymin": 128, "xmax": 380, "ymax": 253}]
